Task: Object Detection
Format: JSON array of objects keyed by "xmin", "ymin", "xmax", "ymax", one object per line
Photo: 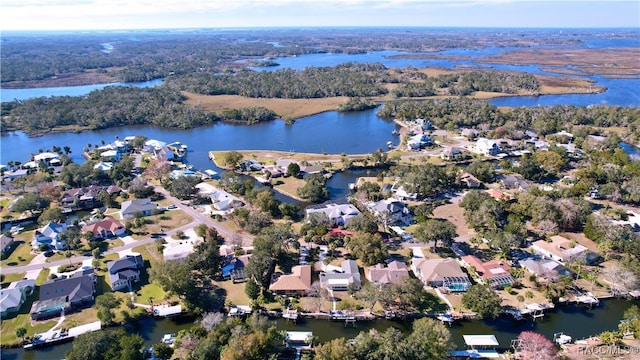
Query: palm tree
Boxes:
[{"xmin": 16, "ymin": 327, "xmax": 26, "ymax": 343}]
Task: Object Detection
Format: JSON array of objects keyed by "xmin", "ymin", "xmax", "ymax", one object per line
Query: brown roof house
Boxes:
[
  {"xmin": 366, "ymin": 261, "xmax": 410, "ymax": 286},
  {"xmin": 411, "ymin": 258, "xmax": 471, "ymax": 292},
  {"xmin": 269, "ymin": 265, "xmax": 312, "ymax": 296},
  {"xmin": 82, "ymin": 216, "xmax": 127, "ymax": 240},
  {"xmin": 461, "ymin": 255, "xmax": 515, "ymax": 289}
]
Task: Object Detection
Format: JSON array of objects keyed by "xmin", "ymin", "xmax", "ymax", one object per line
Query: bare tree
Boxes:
[
  {"xmin": 602, "ymin": 265, "xmax": 638, "ymax": 295},
  {"xmin": 308, "ymin": 281, "xmax": 330, "ymax": 313},
  {"xmin": 199, "ymin": 312, "xmax": 225, "ymax": 332}
]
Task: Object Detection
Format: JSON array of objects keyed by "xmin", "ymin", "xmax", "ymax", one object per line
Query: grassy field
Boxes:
[
  {"xmin": 1, "ymin": 240, "xmax": 36, "ymax": 268},
  {"xmin": 35, "ymin": 269, "xmax": 50, "ymax": 286},
  {"xmin": 129, "ymin": 210, "xmax": 194, "ymax": 240},
  {"xmin": 1, "ymin": 272, "xmax": 26, "ymax": 287}
]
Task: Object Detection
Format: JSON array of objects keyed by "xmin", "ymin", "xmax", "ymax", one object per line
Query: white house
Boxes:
[
  {"xmin": 210, "ymin": 189, "xmax": 243, "ymax": 211},
  {"xmin": 305, "ymin": 202, "xmax": 361, "ymax": 226},
  {"xmin": 32, "ymin": 222, "xmax": 68, "ymax": 250},
  {"xmin": 368, "ymin": 198, "xmax": 412, "ymax": 226},
  {"xmin": 476, "ymin": 138, "xmax": 500, "ymax": 156},
  {"xmin": 406, "ymin": 134, "xmax": 431, "ymax": 150},
  {"xmin": 93, "ymin": 161, "xmax": 113, "ymax": 172},
  {"xmin": 320, "ymin": 260, "xmax": 361, "ymax": 291},
  {"xmin": 144, "ymin": 139, "xmax": 167, "ymax": 152}
]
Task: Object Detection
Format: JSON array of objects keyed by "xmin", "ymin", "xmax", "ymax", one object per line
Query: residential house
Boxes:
[
  {"xmin": 82, "ymin": 216, "xmax": 126, "ymax": 240},
  {"xmin": 100, "ymin": 149, "xmax": 120, "ymax": 162},
  {"xmin": 415, "ymin": 118, "xmax": 434, "ymax": 131},
  {"xmin": 30, "ymin": 273, "xmax": 95, "ymax": 320},
  {"xmin": 163, "ymin": 239, "xmax": 202, "ymax": 262},
  {"xmin": 500, "ymin": 174, "xmax": 530, "ymax": 191},
  {"xmin": 406, "ymin": 133, "xmax": 431, "ymax": 150},
  {"xmin": 120, "ymin": 198, "xmax": 157, "ymax": 218},
  {"xmin": 366, "ymin": 261, "xmax": 410, "ymax": 286},
  {"xmin": 155, "ymin": 147, "xmax": 175, "ymax": 162},
  {"xmin": 476, "ymin": 138, "xmax": 500, "ymax": 156},
  {"xmin": 320, "ymin": 259, "xmax": 361, "ymax": 291},
  {"xmin": 531, "ymin": 236, "xmax": 599, "ymax": 265},
  {"xmin": 411, "ymin": 258, "xmax": 471, "ymax": 292},
  {"xmin": 1, "ymin": 234, "xmax": 15, "ymax": 257},
  {"xmin": 33, "ymin": 152, "xmax": 61, "ymax": 166},
  {"xmin": 441, "ymin": 147, "xmax": 465, "ymax": 161},
  {"xmin": 93, "ymin": 161, "xmax": 114, "ymax": 172},
  {"xmin": 368, "ymin": 198, "xmax": 412, "ymax": 226},
  {"xmin": 610, "ymin": 211, "xmax": 640, "ymax": 232},
  {"xmin": 390, "ymin": 183, "xmax": 417, "ymax": 201},
  {"xmin": 240, "ymin": 159, "xmax": 263, "ymax": 171},
  {"xmin": 0, "ymin": 279, "xmax": 35, "ymax": 318},
  {"xmin": 301, "ymin": 165, "xmax": 323, "ymax": 175},
  {"xmin": 461, "ymin": 255, "xmax": 515, "ymax": 289},
  {"xmin": 222, "ymin": 255, "xmax": 251, "ymax": 282},
  {"xmin": 106, "ymin": 254, "xmax": 144, "ymax": 291},
  {"xmin": 519, "ymin": 257, "xmax": 574, "ymax": 281},
  {"xmin": 461, "ymin": 128, "xmax": 479, "ymax": 139},
  {"xmin": 61, "ymin": 185, "xmax": 104, "ymax": 210},
  {"xmin": 305, "ymin": 201, "xmax": 361, "ymax": 226},
  {"xmin": 269, "ymin": 265, "xmax": 312, "ymax": 296},
  {"xmin": 487, "ymin": 189, "xmax": 512, "ymax": 201},
  {"xmin": 460, "ymin": 173, "xmax": 481, "ymax": 189},
  {"xmin": 32, "ymin": 222, "xmax": 68, "ymax": 250},
  {"xmin": 210, "ymin": 189, "xmax": 243, "ymax": 211},
  {"xmin": 144, "ymin": 139, "xmax": 167, "ymax": 153}
]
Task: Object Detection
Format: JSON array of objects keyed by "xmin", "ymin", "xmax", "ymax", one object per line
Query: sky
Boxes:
[{"xmin": 0, "ymin": 0, "xmax": 639, "ymax": 31}]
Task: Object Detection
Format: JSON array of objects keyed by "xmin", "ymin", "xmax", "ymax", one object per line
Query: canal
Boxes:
[{"xmin": 1, "ymin": 299, "xmax": 637, "ymax": 360}]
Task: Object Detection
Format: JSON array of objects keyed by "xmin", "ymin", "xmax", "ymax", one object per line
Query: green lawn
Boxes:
[
  {"xmin": 0, "ymin": 288, "xmax": 57, "ymax": 346},
  {"xmin": 1, "ymin": 272, "xmax": 26, "ymax": 287},
  {"xmin": 213, "ymin": 280, "xmax": 251, "ymax": 307},
  {"xmin": 35, "ymin": 269, "xmax": 50, "ymax": 285},
  {"xmin": 1, "ymin": 240, "xmax": 36, "ymax": 267},
  {"xmin": 129, "ymin": 211, "xmax": 194, "ymax": 240},
  {"xmin": 136, "ymin": 282, "xmax": 171, "ymax": 304}
]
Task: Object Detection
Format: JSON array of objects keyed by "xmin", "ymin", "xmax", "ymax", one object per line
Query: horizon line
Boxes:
[{"xmin": 2, "ymin": 25, "xmax": 640, "ymax": 33}]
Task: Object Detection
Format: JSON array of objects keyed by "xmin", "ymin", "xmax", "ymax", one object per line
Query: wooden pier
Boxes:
[{"xmin": 25, "ymin": 321, "xmax": 101, "ymax": 350}]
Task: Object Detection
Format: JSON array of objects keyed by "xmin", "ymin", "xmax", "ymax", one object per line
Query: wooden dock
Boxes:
[{"xmin": 25, "ymin": 321, "xmax": 101, "ymax": 350}]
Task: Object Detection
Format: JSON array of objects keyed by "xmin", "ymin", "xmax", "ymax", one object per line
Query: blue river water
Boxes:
[{"xmin": 0, "ymin": 79, "xmax": 163, "ymax": 102}]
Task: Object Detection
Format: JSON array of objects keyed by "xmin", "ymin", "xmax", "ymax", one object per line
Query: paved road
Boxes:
[
  {"xmin": 149, "ymin": 182, "xmax": 253, "ymax": 244},
  {"xmin": 1, "ymin": 182, "xmax": 252, "ymax": 275}
]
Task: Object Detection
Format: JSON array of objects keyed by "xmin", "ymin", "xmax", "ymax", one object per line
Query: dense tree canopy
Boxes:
[{"xmin": 462, "ymin": 284, "xmax": 502, "ymax": 319}]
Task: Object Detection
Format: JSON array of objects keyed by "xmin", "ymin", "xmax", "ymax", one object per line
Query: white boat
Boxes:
[
  {"xmin": 554, "ymin": 332, "xmax": 572, "ymax": 345},
  {"xmin": 161, "ymin": 333, "xmax": 177, "ymax": 345},
  {"xmin": 436, "ymin": 313, "xmax": 455, "ymax": 324},
  {"xmin": 392, "ymin": 129, "xmax": 399, "ymax": 135}
]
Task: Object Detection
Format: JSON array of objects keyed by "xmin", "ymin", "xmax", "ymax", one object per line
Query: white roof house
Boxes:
[
  {"xmin": 305, "ymin": 202, "xmax": 361, "ymax": 226},
  {"xmin": 33, "ymin": 152, "xmax": 60, "ymax": 163},
  {"xmin": 406, "ymin": 134, "xmax": 431, "ymax": 150},
  {"xmin": 144, "ymin": 139, "xmax": 167, "ymax": 152},
  {"xmin": 476, "ymin": 138, "xmax": 500, "ymax": 156},
  {"xmin": 32, "ymin": 222, "xmax": 68, "ymax": 250},
  {"xmin": 210, "ymin": 189, "xmax": 243, "ymax": 211},
  {"xmin": 94, "ymin": 161, "xmax": 113, "ymax": 172}
]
